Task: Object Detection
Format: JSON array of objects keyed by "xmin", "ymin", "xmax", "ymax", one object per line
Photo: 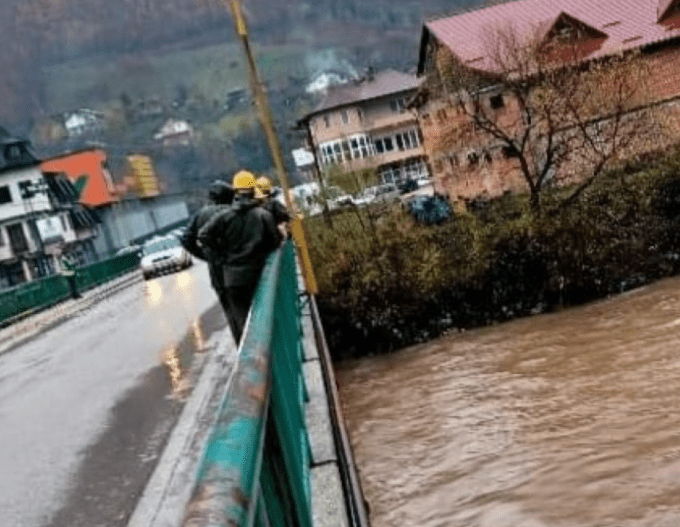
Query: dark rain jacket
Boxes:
[
  {"xmin": 262, "ymin": 197, "xmax": 290, "ymax": 225},
  {"xmin": 197, "ymin": 196, "xmax": 281, "ymax": 287},
  {"xmin": 181, "ymin": 203, "xmax": 230, "ymax": 289}
]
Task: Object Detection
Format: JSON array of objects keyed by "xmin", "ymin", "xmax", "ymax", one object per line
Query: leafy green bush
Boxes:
[{"xmin": 309, "ymin": 147, "xmax": 680, "ymax": 359}]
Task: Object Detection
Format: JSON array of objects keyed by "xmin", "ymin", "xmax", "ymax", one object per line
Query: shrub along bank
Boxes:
[{"xmin": 306, "ymin": 149, "xmax": 680, "ymax": 360}]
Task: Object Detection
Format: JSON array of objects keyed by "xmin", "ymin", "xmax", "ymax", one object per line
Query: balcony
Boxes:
[{"xmin": 342, "ymin": 146, "xmax": 426, "ymax": 171}]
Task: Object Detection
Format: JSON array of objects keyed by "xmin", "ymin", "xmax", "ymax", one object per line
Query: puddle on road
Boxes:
[{"xmin": 160, "ymin": 302, "xmax": 226, "ymax": 399}]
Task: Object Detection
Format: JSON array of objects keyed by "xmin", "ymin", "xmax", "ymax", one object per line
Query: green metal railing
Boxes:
[
  {"xmin": 0, "ymin": 251, "xmax": 140, "ymax": 326},
  {"xmin": 182, "ymin": 240, "xmax": 313, "ymax": 527}
]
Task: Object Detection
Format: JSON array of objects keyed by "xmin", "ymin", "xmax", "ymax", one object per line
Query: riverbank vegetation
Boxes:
[{"xmin": 307, "ymin": 147, "xmax": 680, "ymax": 359}]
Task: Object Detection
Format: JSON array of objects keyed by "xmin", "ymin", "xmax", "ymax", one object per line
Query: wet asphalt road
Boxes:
[{"xmin": 0, "ymin": 262, "xmax": 227, "ymax": 527}]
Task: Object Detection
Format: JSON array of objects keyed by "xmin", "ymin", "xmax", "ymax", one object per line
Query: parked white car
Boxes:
[{"xmin": 140, "ymin": 236, "xmax": 192, "ymax": 280}]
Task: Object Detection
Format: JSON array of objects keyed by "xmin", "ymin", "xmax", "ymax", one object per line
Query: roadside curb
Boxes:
[{"xmin": 126, "ymin": 328, "xmax": 239, "ymax": 527}]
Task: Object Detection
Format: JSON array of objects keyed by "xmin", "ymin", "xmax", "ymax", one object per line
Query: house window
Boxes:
[
  {"xmin": 6, "ymin": 145, "xmax": 21, "ymax": 160},
  {"xmin": 347, "ymin": 135, "xmax": 370, "ymax": 159},
  {"xmin": 395, "ymin": 134, "xmax": 405, "ymax": 151},
  {"xmin": 404, "ymin": 159, "xmax": 425, "ymax": 179},
  {"xmin": 402, "ymin": 131, "xmax": 412, "ymax": 149},
  {"xmin": 483, "ymin": 151, "xmax": 493, "ymax": 164},
  {"xmin": 436, "ymin": 109, "xmax": 447, "ymax": 122},
  {"xmin": 350, "ymin": 138, "xmax": 359, "ymax": 158},
  {"xmin": 433, "ymin": 159, "xmax": 444, "ymax": 173},
  {"xmin": 342, "ymin": 140, "xmax": 351, "ymax": 160},
  {"xmin": 390, "ymin": 98, "xmax": 406, "ymax": 113},
  {"xmin": 490, "ymin": 95, "xmax": 504, "ymax": 109},
  {"xmin": 374, "ymin": 138, "xmax": 385, "ymax": 154},
  {"xmin": 333, "ymin": 142, "xmax": 343, "ymax": 163},
  {"xmin": 358, "ymin": 136, "xmax": 369, "ymax": 157},
  {"xmin": 467, "ymin": 152, "xmax": 479, "ymax": 166},
  {"xmin": 0, "ymin": 227, "xmax": 4, "ymax": 246},
  {"xmin": 323, "ymin": 115, "xmax": 330, "ymax": 128},
  {"xmin": 357, "ymin": 108, "xmax": 363, "ymax": 121},
  {"xmin": 7, "ymin": 223, "xmax": 28, "ymax": 254},
  {"xmin": 60, "ymin": 215, "xmax": 68, "ymax": 231},
  {"xmin": 341, "ymin": 110, "xmax": 349, "ymax": 124},
  {"xmin": 18, "ymin": 181, "xmax": 34, "ymax": 199},
  {"xmin": 422, "ymin": 113, "xmax": 432, "ymax": 126},
  {"xmin": 383, "ymin": 137, "xmax": 394, "ymax": 152},
  {"xmin": 409, "ymin": 129, "xmax": 420, "ymax": 148},
  {"xmin": 0, "ymin": 186, "xmax": 11, "ymax": 204}
]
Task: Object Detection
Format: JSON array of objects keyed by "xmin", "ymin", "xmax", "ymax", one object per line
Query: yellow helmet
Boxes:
[
  {"xmin": 233, "ymin": 170, "xmax": 257, "ymax": 191},
  {"xmin": 256, "ymin": 176, "xmax": 273, "ymax": 195}
]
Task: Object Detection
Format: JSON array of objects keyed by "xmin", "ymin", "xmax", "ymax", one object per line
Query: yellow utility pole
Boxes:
[{"xmin": 223, "ymin": 0, "xmax": 318, "ymax": 294}]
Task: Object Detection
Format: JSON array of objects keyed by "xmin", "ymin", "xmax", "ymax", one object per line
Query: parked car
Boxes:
[
  {"xmin": 116, "ymin": 244, "xmax": 143, "ymax": 257},
  {"xmin": 415, "ymin": 175, "xmax": 432, "ymax": 187},
  {"xmin": 405, "ymin": 195, "xmax": 453, "ymax": 225},
  {"xmin": 140, "ymin": 235, "xmax": 192, "ymax": 280}
]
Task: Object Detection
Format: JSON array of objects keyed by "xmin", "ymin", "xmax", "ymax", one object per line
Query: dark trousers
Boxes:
[
  {"xmin": 67, "ymin": 276, "xmax": 81, "ymax": 299},
  {"xmin": 222, "ymin": 282, "xmax": 258, "ymax": 346}
]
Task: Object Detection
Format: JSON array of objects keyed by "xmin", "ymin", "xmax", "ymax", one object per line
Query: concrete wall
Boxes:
[{"xmin": 93, "ymin": 195, "xmax": 189, "ymax": 256}]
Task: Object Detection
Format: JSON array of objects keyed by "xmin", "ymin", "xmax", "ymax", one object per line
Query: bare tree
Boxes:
[{"xmin": 435, "ymin": 24, "xmax": 666, "ymax": 212}]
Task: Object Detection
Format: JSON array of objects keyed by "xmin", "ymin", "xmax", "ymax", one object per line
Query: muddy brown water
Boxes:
[{"xmin": 337, "ymin": 276, "xmax": 680, "ymax": 527}]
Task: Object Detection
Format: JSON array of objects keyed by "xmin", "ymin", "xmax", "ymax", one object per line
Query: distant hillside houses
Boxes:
[
  {"xmin": 153, "ymin": 119, "xmax": 195, "ymax": 147},
  {"xmin": 64, "ymin": 109, "xmax": 106, "ymax": 138}
]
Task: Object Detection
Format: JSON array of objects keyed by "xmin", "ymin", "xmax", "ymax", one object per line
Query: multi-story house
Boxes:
[
  {"xmin": 297, "ymin": 69, "xmax": 428, "ymax": 187},
  {"xmin": 0, "ymin": 130, "xmax": 98, "ymax": 289},
  {"xmin": 414, "ymin": 0, "xmax": 680, "ymax": 202}
]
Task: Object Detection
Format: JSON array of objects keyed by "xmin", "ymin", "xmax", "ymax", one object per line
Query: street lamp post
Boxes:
[{"xmin": 221, "ymin": 0, "xmax": 318, "ymax": 294}]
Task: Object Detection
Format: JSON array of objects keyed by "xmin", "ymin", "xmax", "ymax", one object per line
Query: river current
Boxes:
[{"xmin": 337, "ymin": 276, "xmax": 680, "ymax": 527}]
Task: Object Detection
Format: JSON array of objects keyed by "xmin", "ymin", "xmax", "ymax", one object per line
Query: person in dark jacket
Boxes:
[
  {"xmin": 60, "ymin": 253, "xmax": 81, "ymax": 299},
  {"xmin": 256, "ymin": 176, "xmax": 290, "ymax": 231},
  {"xmin": 181, "ymin": 180, "xmax": 234, "ymax": 312},
  {"xmin": 198, "ymin": 170, "xmax": 281, "ymax": 345}
]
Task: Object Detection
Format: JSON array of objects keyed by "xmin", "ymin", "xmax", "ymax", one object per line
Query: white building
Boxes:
[
  {"xmin": 64, "ymin": 109, "xmax": 106, "ymax": 138},
  {"xmin": 154, "ymin": 119, "xmax": 195, "ymax": 147},
  {"xmin": 0, "ymin": 131, "xmax": 98, "ymax": 288}
]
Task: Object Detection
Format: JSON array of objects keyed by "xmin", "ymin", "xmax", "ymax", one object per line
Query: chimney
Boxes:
[{"xmin": 366, "ymin": 66, "xmax": 376, "ymax": 82}]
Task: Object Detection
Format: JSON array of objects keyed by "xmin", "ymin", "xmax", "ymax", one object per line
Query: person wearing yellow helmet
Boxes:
[
  {"xmin": 256, "ymin": 176, "xmax": 290, "ymax": 238},
  {"xmin": 197, "ymin": 169, "xmax": 282, "ymax": 344},
  {"xmin": 181, "ymin": 179, "xmax": 234, "ymax": 313}
]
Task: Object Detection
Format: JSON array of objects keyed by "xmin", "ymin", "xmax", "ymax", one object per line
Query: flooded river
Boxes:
[{"xmin": 337, "ymin": 276, "xmax": 680, "ymax": 527}]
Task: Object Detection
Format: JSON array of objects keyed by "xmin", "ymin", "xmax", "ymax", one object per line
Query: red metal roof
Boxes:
[
  {"xmin": 308, "ymin": 70, "xmax": 423, "ymax": 117},
  {"xmin": 425, "ymin": 0, "xmax": 680, "ymax": 73},
  {"xmin": 41, "ymin": 149, "xmax": 119, "ymax": 208}
]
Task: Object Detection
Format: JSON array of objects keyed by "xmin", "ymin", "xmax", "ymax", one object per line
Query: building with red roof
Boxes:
[{"xmin": 415, "ymin": 0, "xmax": 680, "ymax": 203}]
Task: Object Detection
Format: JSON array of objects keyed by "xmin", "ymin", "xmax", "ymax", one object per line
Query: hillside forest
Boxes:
[{"xmin": 5, "ymin": 0, "xmax": 480, "ymax": 198}]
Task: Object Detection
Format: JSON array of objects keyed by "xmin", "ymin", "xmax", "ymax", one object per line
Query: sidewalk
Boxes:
[{"xmin": 0, "ymin": 270, "xmax": 143, "ymax": 357}]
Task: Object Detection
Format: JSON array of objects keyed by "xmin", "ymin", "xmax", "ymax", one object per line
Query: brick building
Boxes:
[
  {"xmin": 415, "ymin": 0, "xmax": 680, "ymax": 202},
  {"xmin": 297, "ymin": 70, "xmax": 429, "ymax": 187}
]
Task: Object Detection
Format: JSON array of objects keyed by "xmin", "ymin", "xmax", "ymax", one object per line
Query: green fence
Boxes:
[
  {"xmin": 0, "ymin": 252, "xmax": 140, "ymax": 326},
  {"xmin": 182, "ymin": 240, "xmax": 313, "ymax": 527}
]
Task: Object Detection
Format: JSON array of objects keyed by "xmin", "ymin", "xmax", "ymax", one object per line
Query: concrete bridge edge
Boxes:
[{"xmin": 126, "ymin": 277, "xmax": 354, "ymax": 527}]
